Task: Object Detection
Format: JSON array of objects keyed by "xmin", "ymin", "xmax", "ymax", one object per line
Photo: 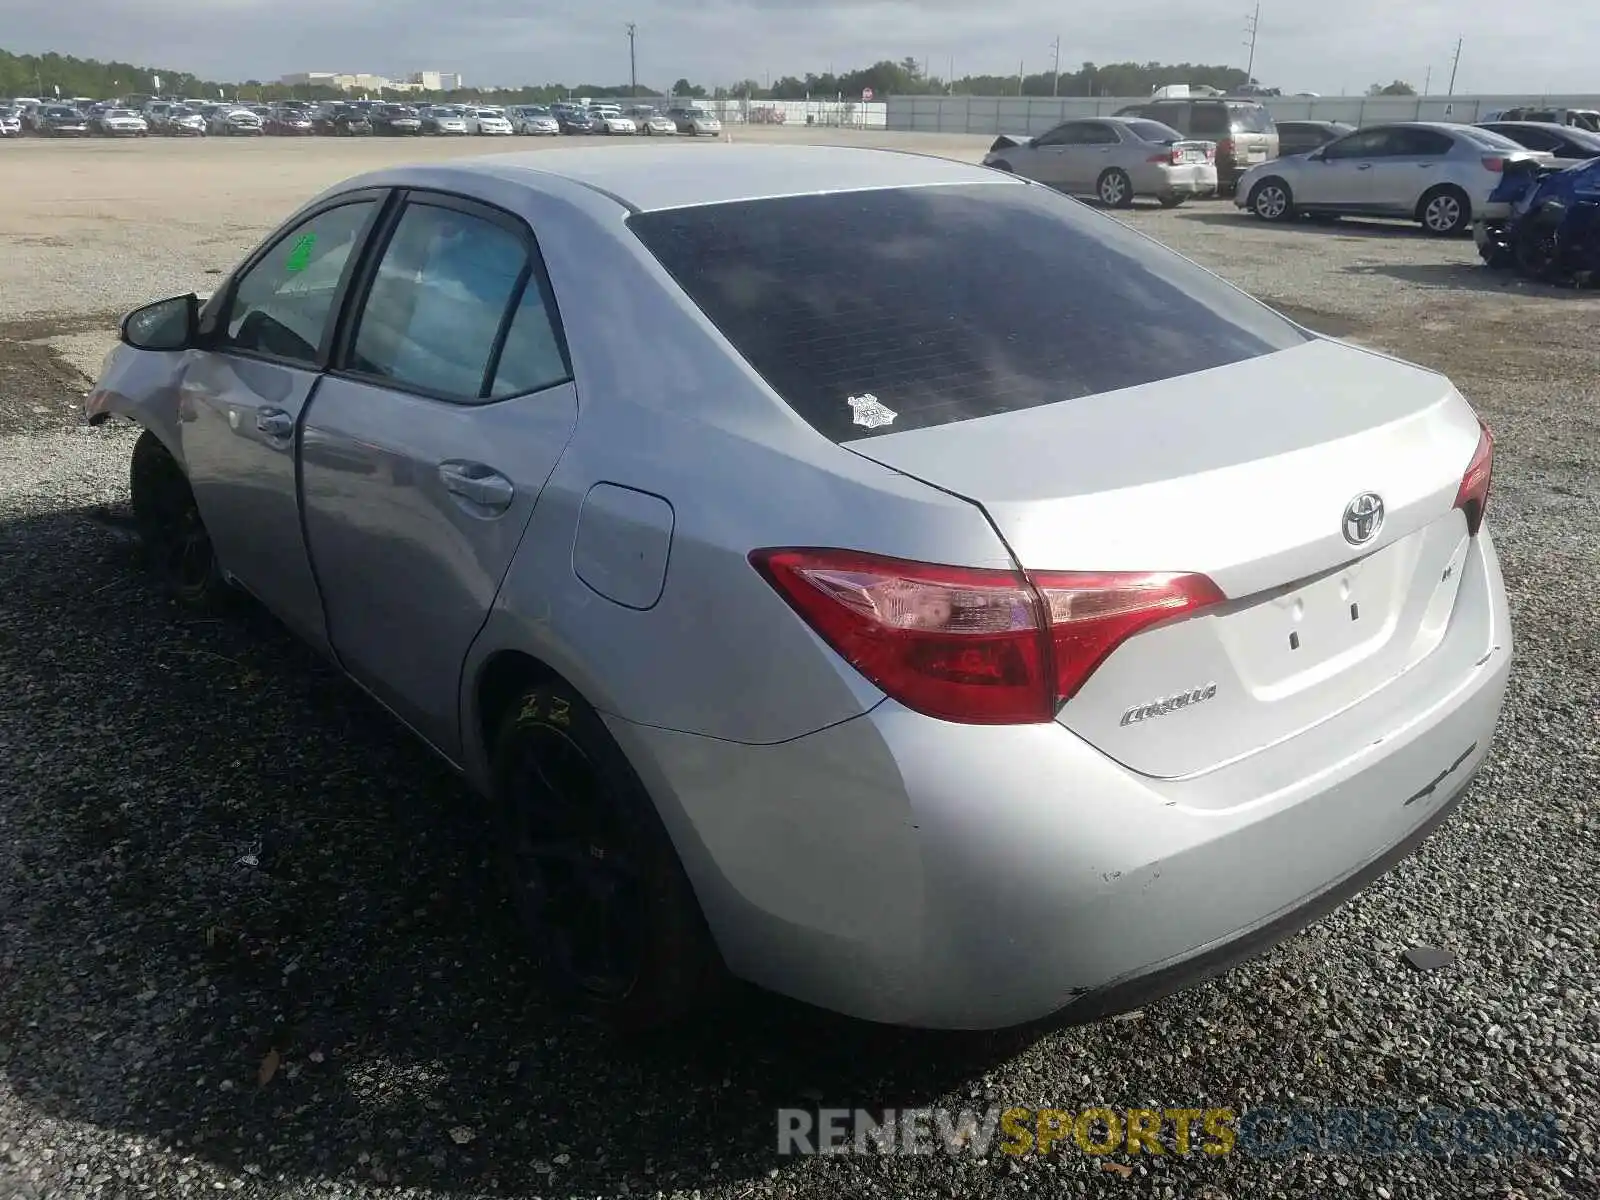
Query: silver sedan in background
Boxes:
[
  {"xmin": 983, "ymin": 117, "xmax": 1218, "ymax": 207},
  {"xmin": 1237, "ymin": 121, "xmax": 1550, "ymax": 235},
  {"xmin": 86, "ymin": 145, "xmax": 1509, "ymax": 1032}
]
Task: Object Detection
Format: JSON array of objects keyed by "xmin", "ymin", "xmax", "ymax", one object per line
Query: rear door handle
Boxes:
[
  {"xmin": 255, "ymin": 407, "xmax": 294, "ymax": 438},
  {"xmin": 1356, "ymin": 163, "xmax": 1372, "ymax": 170},
  {"xmin": 438, "ymin": 461, "xmax": 514, "ymax": 511}
]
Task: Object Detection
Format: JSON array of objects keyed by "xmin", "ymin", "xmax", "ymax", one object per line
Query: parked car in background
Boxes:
[
  {"xmin": 1475, "ymin": 121, "xmax": 1600, "ymax": 167},
  {"xmin": 420, "ymin": 106, "xmax": 470, "ymax": 135},
  {"xmin": 1113, "ymin": 96, "xmax": 1276, "ymax": 192},
  {"xmin": 0, "ymin": 105, "xmax": 21, "ymax": 137},
  {"xmin": 210, "ymin": 106, "xmax": 264, "ymax": 136},
  {"xmin": 91, "ymin": 107, "xmax": 150, "ymax": 137},
  {"xmin": 313, "ymin": 104, "xmax": 372, "ymax": 136},
  {"xmin": 371, "ymin": 104, "xmax": 424, "ymax": 136},
  {"xmin": 589, "ymin": 107, "xmax": 637, "ymax": 135},
  {"xmin": 1274, "ymin": 120, "xmax": 1355, "ymax": 157},
  {"xmin": 557, "ymin": 107, "xmax": 599, "ymax": 134},
  {"xmin": 36, "ymin": 105, "xmax": 91, "ymax": 137},
  {"xmin": 509, "ymin": 106, "xmax": 560, "ymax": 135},
  {"xmin": 265, "ymin": 107, "xmax": 315, "ymax": 136},
  {"xmin": 984, "ymin": 117, "xmax": 1217, "ymax": 207},
  {"xmin": 628, "ymin": 105, "xmax": 677, "ymax": 135},
  {"xmin": 91, "ymin": 145, "xmax": 1509, "ymax": 1034},
  {"xmin": 161, "ymin": 105, "xmax": 209, "ymax": 136},
  {"xmin": 1491, "ymin": 107, "xmax": 1600, "ymax": 133},
  {"xmin": 1237, "ymin": 122, "xmax": 1550, "ymax": 235},
  {"xmin": 668, "ymin": 105, "xmax": 722, "ymax": 135},
  {"xmin": 466, "ymin": 107, "xmax": 514, "ymax": 135}
]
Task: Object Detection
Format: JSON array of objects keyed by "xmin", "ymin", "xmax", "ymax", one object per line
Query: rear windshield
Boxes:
[
  {"xmin": 1457, "ymin": 126, "xmax": 1527, "ymax": 151},
  {"xmin": 1124, "ymin": 119, "xmax": 1181, "ymax": 143},
  {"xmin": 1226, "ymin": 103, "xmax": 1274, "ymax": 133},
  {"xmin": 628, "ymin": 183, "xmax": 1308, "ymax": 442}
]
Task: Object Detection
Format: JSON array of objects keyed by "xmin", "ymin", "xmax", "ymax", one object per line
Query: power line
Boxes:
[
  {"xmin": 1446, "ymin": 36, "xmax": 1463, "ymax": 96},
  {"xmin": 1243, "ymin": 3, "xmax": 1261, "ymax": 82},
  {"xmin": 626, "ymin": 22, "xmax": 637, "ymax": 95}
]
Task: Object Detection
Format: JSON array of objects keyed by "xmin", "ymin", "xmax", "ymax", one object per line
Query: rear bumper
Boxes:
[
  {"xmin": 1137, "ymin": 162, "xmax": 1219, "ymax": 198},
  {"xmin": 611, "ymin": 530, "xmax": 1511, "ymax": 1030}
]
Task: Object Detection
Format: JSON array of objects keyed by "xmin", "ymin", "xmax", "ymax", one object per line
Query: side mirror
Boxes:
[{"xmin": 120, "ymin": 293, "xmax": 199, "ymax": 352}]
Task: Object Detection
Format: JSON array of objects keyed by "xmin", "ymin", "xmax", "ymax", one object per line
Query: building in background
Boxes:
[{"xmin": 397, "ymin": 71, "xmax": 464, "ymax": 91}]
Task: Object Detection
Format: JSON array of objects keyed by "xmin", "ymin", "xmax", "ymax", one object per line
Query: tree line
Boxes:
[{"xmin": 2, "ymin": 47, "xmax": 1266, "ymax": 106}]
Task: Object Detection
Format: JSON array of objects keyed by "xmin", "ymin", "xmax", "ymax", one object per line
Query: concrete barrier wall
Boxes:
[{"xmin": 886, "ymin": 94, "xmax": 1600, "ymax": 136}]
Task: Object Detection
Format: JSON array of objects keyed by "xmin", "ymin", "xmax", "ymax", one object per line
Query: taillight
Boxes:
[
  {"xmin": 1029, "ymin": 571, "xmax": 1227, "ymax": 704},
  {"xmin": 1453, "ymin": 420, "xmax": 1494, "ymax": 536},
  {"xmin": 750, "ymin": 549, "xmax": 1223, "ymax": 725},
  {"xmin": 1481, "ymin": 156, "xmax": 1506, "ymax": 172}
]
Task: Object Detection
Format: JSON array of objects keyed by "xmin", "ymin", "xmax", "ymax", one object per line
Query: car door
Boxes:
[
  {"xmin": 1372, "ymin": 127, "xmax": 1455, "ymax": 213},
  {"xmin": 178, "ymin": 192, "xmax": 386, "ymax": 651},
  {"xmin": 298, "ymin": 191, "xmax": 579, "ymax": 758},
  {"xmin": 1305, "ymin": 127, "xmax": 1394, "ymax": 208},
  {"xmin": 1021, "ymin": 122, "xmax": 1081, "ymax": 186},
  {"xmin": 1071, "ymin": 121, "xmax": 1124, "ymax": 190}
]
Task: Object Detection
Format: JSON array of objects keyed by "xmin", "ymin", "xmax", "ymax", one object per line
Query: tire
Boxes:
[
  {"xmin": 1097, "ymin": 168, "xmax": 1134, "ymax": 209},
  {"xmin": 1417, "ymin": 186, "xmax": 1470, "ymax": 237},
  {"xmin": 1158, "ymin": 194, "xmax": 1187, "ymax": 209},
  {"xmin": 490, "ymin": 680, "xmax": 722, "ymax": 1030},
  {"xmin": 129, "ymin": 429, "xmax": 234, "ymax": 611},
  {"xmin": 1249, "ymin": 177, "xmax": 1295, "ymax": 222}
]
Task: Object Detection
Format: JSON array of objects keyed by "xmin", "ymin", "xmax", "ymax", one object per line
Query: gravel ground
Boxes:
[{"xmin": 1, "ymin": 133, "xmax": 1596, "ymax": 1200}]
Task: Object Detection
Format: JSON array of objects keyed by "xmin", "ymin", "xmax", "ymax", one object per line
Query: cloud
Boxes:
[{"xmin": 5, "ymin": 0, "xmax": 1598, "ymax": 94}]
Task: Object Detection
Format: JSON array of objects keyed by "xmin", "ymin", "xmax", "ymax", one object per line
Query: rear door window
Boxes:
[
  {"xmin": 1189, "ymin": 104, "xmax": 1230, "ymax": 136},
  {"xmin": 628, "ymin": 183, "xmax": 1309, "ymax": 442}
]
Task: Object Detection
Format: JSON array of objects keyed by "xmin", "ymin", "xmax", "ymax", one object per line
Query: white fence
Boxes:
[
  {"xmin": 886, "ymin": 93, "xmax": 1600, "ymax": 136},
  {"xmin": 634, "ymin": 96, "xmax": 888, "ymax": 128}
]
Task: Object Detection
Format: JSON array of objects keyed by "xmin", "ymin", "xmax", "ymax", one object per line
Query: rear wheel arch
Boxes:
[{"xmin": 473, "ymin": 648, "xmax": 568, "ymax": 765}]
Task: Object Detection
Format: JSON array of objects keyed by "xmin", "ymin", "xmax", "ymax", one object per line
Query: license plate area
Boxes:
[{"xmin": 1214, "ymin": 537, "xmax": 1422, "ymax": 700}]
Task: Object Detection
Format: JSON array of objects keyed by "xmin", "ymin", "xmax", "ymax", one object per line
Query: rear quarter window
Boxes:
[{"xmin": 627, "ymin": 182, "xmax": 1309, "ymax": 442}]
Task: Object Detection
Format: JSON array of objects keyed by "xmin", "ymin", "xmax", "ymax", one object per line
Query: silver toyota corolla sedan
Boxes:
[{"xmin": 86, "ymin": 145, "xmax": 1511, "ymax": 1032}]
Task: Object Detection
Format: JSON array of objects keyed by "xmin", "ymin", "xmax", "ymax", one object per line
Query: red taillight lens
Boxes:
[
  {"xmin": 1029, "ymin": 572, "xmax": 1227, "ymax": 704},
  {"xmin": 750, "ymin": 549, "xmax": 1224, "ymax": 724},
  {"xmin": 1482, "ymin": 156, "xmax": 1506, "ymax": 172},
  {"xmin": 1454, "ymin": 421, "xmax": 1494, "ymax": 536}
]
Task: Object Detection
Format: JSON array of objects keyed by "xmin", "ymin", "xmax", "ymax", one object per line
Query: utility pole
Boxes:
[
  {"xmin": 1049, "ymin": 37, "xmax": 1061, "ymax": 96},
  {"xmin": 1018, "ymin": 59, "xmax": 1025, "ymax": 97},
  {"xmin": 626, "ymin": 22, "xmax": 637, "ymax": 95},
  {"xmin": 1423, "ymin": 66, "xmax": 1431, "ymax": 96},
  {"xmin": 1243, "ymin": 3, "xmax": 1261, "ymax": 82},
  {"xmin": 1446, "ymin": 37, "xmax": 1462, "ymax": 95}
]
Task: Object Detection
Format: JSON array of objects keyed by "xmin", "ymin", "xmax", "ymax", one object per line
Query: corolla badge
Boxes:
[
  {"xmin": 847, "ymin": 393, "xmax": 897, "ymax": 429},
  {"xmin": 1120, "ymin": 683, "xmax": 1218, "ymax": 727},
  {"xmin": 1342, "ymin": 492, "xmax": 1385, "ymax": 546}
]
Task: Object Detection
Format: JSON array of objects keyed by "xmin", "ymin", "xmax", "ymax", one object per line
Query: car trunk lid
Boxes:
[{"xmin": 845, "ymin": 337, "xmax": 1483, "ymax": 778}]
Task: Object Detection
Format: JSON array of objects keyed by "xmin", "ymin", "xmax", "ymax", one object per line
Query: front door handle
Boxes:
[
  {"xmin": 255, "ymin": 407, "xmax": 294, "ymax": 438},
  {"xmin": 438, "ymin": 461, "xmax": 514, "ymax": 510},
  {"xmin": 1356, "ymin": 163, "xmax": 1372, "ymax": 170}
]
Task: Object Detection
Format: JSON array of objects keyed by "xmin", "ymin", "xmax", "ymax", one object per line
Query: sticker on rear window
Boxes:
[
  {"xmin": 284, "ymin": 233, "xmax": 317, "ymax": 273},
  {"xmin": 848, "ymin": 393, "xmax": 896, "ymax": 429}
]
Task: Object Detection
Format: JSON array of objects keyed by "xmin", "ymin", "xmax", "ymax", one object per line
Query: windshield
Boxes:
[
  {"xmin": 1124, "ymin": 119, "xmax": 1181, "ymax": 143},
  {"xmin": 476, "ymin": 110, "xmax": 499, "ymax": 118},
  {"xmin": 628, "ymin": 183, "xmax": 1308, "ymax": 442},
  {"xmin": 106, "ymin": 109, "xmax": 136, "ymax": 117}
]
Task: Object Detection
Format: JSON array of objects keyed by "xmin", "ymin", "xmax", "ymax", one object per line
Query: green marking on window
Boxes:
[{"xmin": 285, "ymin": 233, "xmax": 317, "ymax": 273}]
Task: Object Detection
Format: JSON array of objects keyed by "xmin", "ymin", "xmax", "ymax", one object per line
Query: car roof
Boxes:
[{"xmin": 386, "ymin": 144, "xmax": 1012, "ymax": 213}]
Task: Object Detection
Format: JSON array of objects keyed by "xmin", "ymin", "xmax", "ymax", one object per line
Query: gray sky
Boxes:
[{"xmin": 8, "ymin": 0, "xmax": 1598, "ymax": 94}]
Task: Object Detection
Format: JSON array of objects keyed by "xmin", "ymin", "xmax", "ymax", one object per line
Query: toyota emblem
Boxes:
[{"xmin": 1342, "ymin": 492, "xmax": 1385, "ymax": 546}]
